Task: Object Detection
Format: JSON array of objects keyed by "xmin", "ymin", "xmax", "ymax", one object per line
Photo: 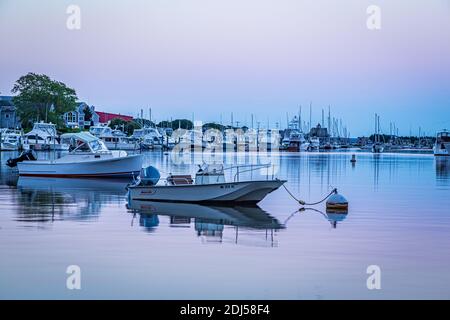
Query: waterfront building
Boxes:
[
  {"xmin": 0, "ymin": 96, "xmax": 20, "ymax": 129},
  {"xmin": 63, "ymin": 104, "xmax": 133, "ymax": 129}
]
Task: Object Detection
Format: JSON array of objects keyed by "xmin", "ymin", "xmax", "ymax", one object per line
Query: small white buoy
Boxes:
[
  {"xmin": 350, "ymin": 154, "xmax": 356, "ymax": 163},
  {"xmin": 326, "ymin": 191, "xmax": 348, "ymax": 212}
]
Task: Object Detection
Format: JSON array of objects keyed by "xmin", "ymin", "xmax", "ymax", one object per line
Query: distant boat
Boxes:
[
  {"xmin": 372, "ymin": 113, "xmax": 384, "ymax": 153},
  {"xmin": 14, "ymin": 132, "xmax": 142, "ymax": 178},
  {"xmin": 283, "ymin": 129, "xmax": 309, "ymax": 152},
  {"xmin": 89, "ymin": 125, "xmax": 138, "ymax": 150},
  {"xmin": 433, "ymin": 130, "xmax": 450, "ymax": 156},
  {"xmin": 0, "ymin": 128, "xmax": 22, "ymax": 151},
  {"xmin": 308, "ymin": 137, "xmax": 320, "ymax": 151},
  {"xmin": 22, "ymin": 122, "xmax": 69, "ymax": 151},
  {"xmin": 139, "ymin": 128, "xmax": 164, "ymax": 150}
]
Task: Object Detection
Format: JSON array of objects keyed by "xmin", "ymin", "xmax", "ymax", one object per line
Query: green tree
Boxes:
[
  {"xmin": 158, "ymin": 120, "xmax": 171, "ymax": 128},
  {"xmin": 109, "ymin": 118, "xmax": 141, "ymax": 136},
  {"xmin": 11, "ymin": 73, "xmax": 77, "ymax": 129},
  {"xmin": 170, "ymin": 119, "xmax": 193, "ymax": 130},
  {"xmin": 203, "ymin": 122, "xmax": 225, "ymax": 131},
  {"xmin": 83, "ymin": 105, "xmax": 93, "ymax": 122}
]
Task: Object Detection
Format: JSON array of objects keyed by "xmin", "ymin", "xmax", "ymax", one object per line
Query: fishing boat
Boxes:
[
  {"xmin": 22, "ymin": 122, "xmax": 69, "ymax": 151},
  {"xmin": 433, "ymin": 130, "xmax": 450, "ymax": 156},
  {"xmin": 12, "ymin": 132, "xmax": 142, "ymax": 178},
  {"xmin": 127, "ymin": 164, "xmax": 286, "ymax": 204},
  {"xmin": 0, "ymin": 129, "xmax": 22, "ymax": 151},
  {"xmin": 282, "ymin": 129, "xmax": 308, "ymax": 152}
]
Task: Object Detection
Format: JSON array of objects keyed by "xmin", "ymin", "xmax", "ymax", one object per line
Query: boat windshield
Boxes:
[
  {"xmin": 33, "ymin": 123, "xmax": 56, "ymax": 136},
  {"xmin": 90, "ymin": 127, "xmax": 111, "ymax": 135},
  {"xmin": 89, "ymin": 139, "xmax": 109, "ymax": 152},
  {"xmin": 438, "ymin": 132, "xmax": 450, "ymax": 142}
]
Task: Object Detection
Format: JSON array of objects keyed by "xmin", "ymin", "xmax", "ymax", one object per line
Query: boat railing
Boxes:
[{"xmin": 222, "ymin": 164, "xmax": 275, "ymax": 182}]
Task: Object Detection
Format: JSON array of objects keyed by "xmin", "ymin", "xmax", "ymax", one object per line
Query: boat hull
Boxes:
[
  {"xmin": 434, "ymin": 142, "xmax": 450, "ymax": 156},
  {"xmin": 1, "ymin": 143, "xmax": 19, "ymax": 151},
  {"xmin": 17, "ymin": 154, "xmax": 143, "ymax": 178},
  {"xmin": 127, "ymin": 179, "xmax": 286, "ymax": 204}
]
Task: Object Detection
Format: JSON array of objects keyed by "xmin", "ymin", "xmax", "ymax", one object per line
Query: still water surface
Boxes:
[{"xmin": 0, "ymin": 151, "xmax": 449, "ymax": 299}]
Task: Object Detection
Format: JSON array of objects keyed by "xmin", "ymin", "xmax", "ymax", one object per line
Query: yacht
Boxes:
[
  {"xmin": 433, "ymin": 130, "xmax": 450, "ymax": 156},
  {"xmin": 89, "ymin": 125, "xmax": 138, "ymax": 150},
  {"xmin": 282, "ymin": 129, "xmax": 309, "ymax": 152},
  {"xmin": 22, "ymin": 122, "xmax": 69, "ymax": 151},
  {"xmin": 0, "ymin": 129, "xmax": 22, "ymax": 151},
  {"xmin": 13, "ymin": 132, "xmax": 142, "ymax": 178}
]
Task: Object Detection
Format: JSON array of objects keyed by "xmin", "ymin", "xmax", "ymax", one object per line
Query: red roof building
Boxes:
[{"xmin": 96, "ymin": 111, "xmax": 133, "ymax": 124}]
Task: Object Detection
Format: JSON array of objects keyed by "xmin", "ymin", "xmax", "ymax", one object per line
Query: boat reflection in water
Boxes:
[
  {"xmin": 16, "ymin": 177, "xmax": 129, "ymax": 222},
  {"xmin": 435, "ymin": 157, "xmax": 450, "ymax": 185},
  {"xmin": 127, "ymin": 199, "xmax": 284, "ymax": 246}
]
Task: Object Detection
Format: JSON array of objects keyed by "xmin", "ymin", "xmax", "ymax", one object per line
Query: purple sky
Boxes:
[{"xmin": 1, "ymin": 0, "xmax": 449, "ymax": 136}]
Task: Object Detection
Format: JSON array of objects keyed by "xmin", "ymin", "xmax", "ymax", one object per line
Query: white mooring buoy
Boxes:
[{"xmin": 326, "ymin": 190, "xmax": 349, "ymax": 212}]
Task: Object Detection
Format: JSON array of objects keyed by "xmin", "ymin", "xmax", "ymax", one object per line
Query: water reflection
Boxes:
[
  {"xmin": 436, "ymin": 157, "xmax": 450, "ymax": 185},
  {"xmin": 127, "ymin": 199, "xmax": 284, "ymax": 246},
  {"xmin": 15, "ymin": 177, "xmax": 129, "ymax": 222},
  {"xmin": 284, "ymin": 207, "xmax": 348, "ymax": 229}
]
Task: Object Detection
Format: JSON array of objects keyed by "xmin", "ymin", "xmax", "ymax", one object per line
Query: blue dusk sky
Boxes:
[{"xmin": 1, "ymin": 0, "xmax": 449, "ymax": 136}]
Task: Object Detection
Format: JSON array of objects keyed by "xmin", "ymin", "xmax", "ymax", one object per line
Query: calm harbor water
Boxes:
[{"xmin": 1, "ymin": 150, "xmax": 450, "ymax": 299}]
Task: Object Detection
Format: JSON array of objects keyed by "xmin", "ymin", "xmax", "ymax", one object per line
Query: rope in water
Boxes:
[{"xmin": 282, "ymin": 184, "xmax": 337, "ymax": 206}]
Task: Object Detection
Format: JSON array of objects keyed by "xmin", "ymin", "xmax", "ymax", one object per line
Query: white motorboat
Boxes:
[
  {"xmin": 1, "ymin": 129, "xmax": 22, "ymax": 151},
  {"xmin": 140, "ymin": 128, "xmax": 164, "ymax": 149},
  {"xmin": 22, "ymin": 122, "xmax": 69, "ymax": 151},
  {"xmin": 131, "ymin": 127, "xmax": 164, "ymax": 149},
  {"xmin": 14, "ymin": 132, "xmax": 143, "ymax": 178},
  {"xmin": 127, "ymin": 164, "xmax": 286, "ymax": 204},
  {"xmin": 89, "ymin": 125, "xmax": 138, "ymax": 150},
  {"xmin": 307, "ymin": 137, "xmax": 320, "ymax": 151},
  {"xmin": 433, "ymin": 130, "xmax": 450, "ymax": 156}
]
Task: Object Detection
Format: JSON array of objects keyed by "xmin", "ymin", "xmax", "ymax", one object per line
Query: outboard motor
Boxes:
[
  {"xmin": 138, "ymin": 166, "xmax": 160, "ymax": 186},
  {"xmin": 6, "ymin": 150, "xmax": 37, "ymax": 168}
]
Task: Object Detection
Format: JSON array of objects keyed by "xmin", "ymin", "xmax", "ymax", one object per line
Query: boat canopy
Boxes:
[
  {"xmin": 61, "ymin": 132, "xmax": 99, "ymax": 143},
  {"xmin": 61, "ymin": 132, "xmax": 109, "ymax": 153}
]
